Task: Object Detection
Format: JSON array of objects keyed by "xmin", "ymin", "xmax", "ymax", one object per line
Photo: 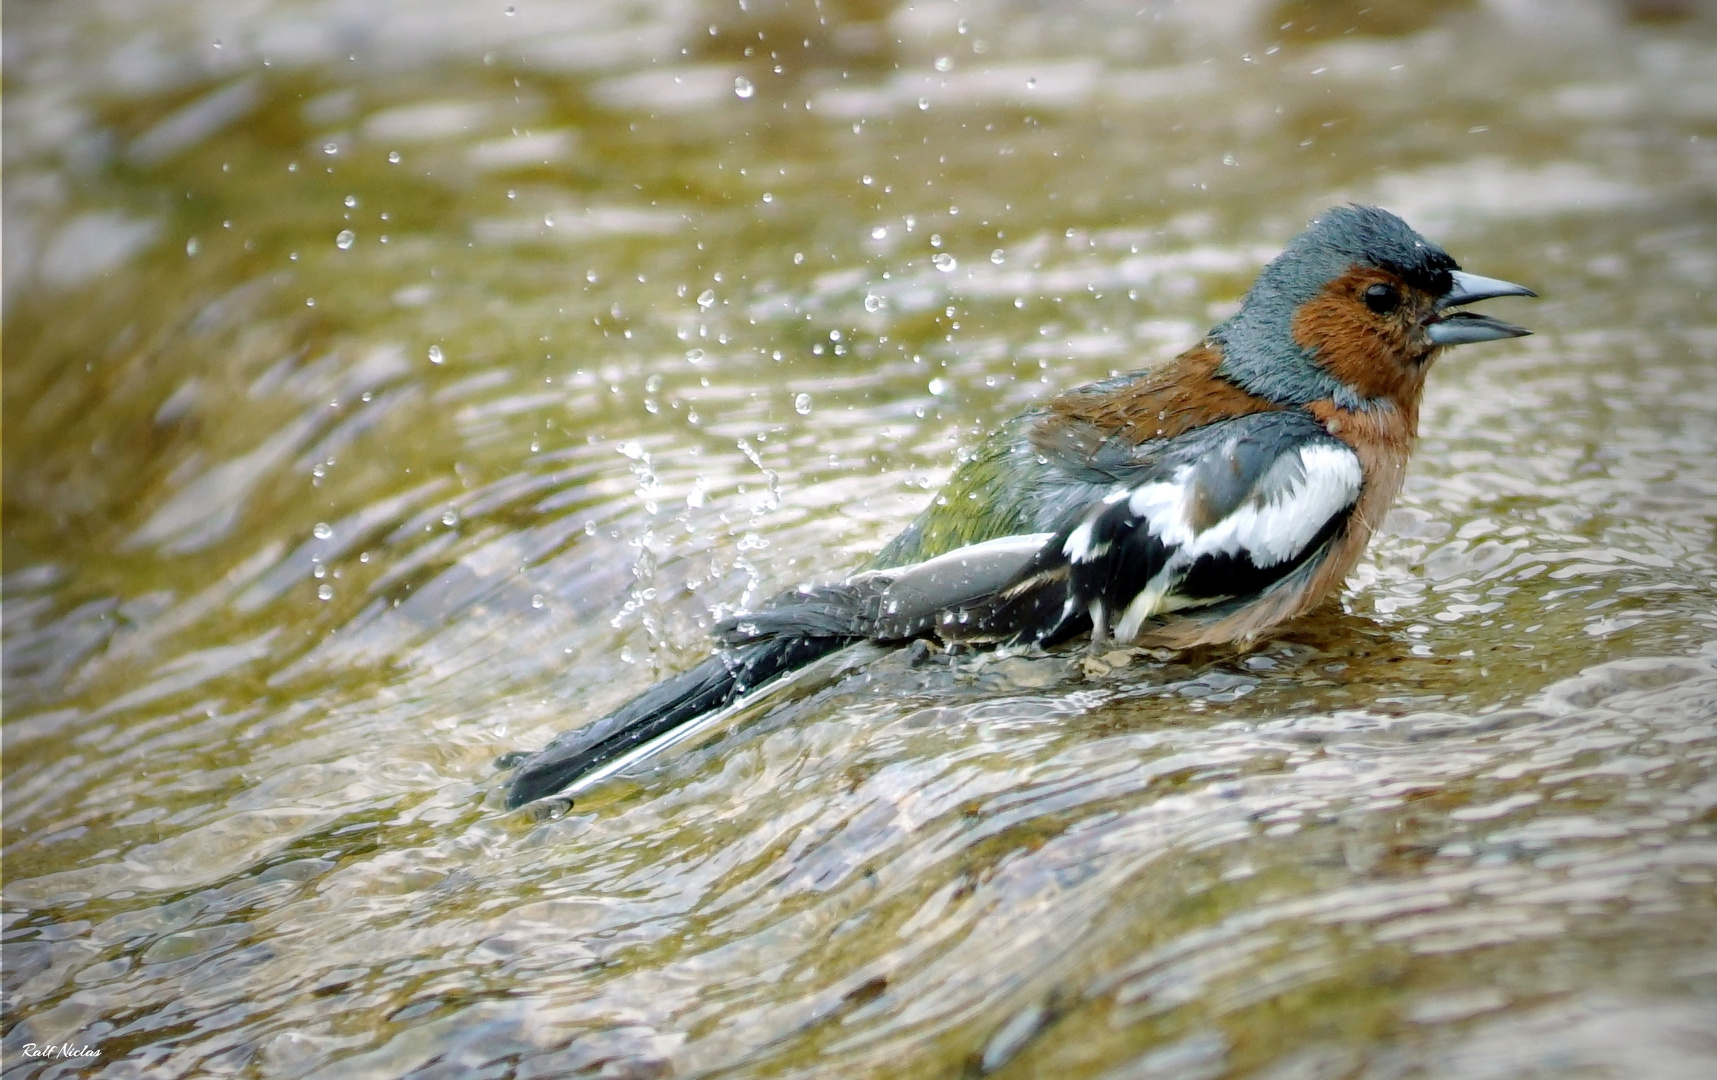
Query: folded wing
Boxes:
[{"xmin": 927, "ymin": 410, "xmax": 1364, "ymax": 645}]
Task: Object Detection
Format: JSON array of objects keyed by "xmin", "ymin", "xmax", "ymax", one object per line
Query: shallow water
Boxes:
[{"xmin": 4, "ymin": 0, "xmax": 1717, "ymax": 1076}]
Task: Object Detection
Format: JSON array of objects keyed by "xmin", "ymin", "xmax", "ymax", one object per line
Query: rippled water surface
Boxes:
[{"xmin": 6, "ymin": 1, "xmax": 1717, "ymax": 1076}]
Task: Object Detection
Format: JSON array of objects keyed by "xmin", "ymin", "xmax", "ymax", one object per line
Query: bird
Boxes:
[{"xmin": 505, "ymin": 205, "xmax": 1535, "ymax": 808}]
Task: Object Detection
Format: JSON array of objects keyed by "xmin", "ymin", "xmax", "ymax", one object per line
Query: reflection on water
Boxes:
[{"xmin": 4, "ymin": 0, "xmax": 1717, "ymax": 1076}]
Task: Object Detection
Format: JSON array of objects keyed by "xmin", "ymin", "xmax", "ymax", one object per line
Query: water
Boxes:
[{"xmin": 5, "ymin": 1, "xmax": 1717, "ymax": 1076}]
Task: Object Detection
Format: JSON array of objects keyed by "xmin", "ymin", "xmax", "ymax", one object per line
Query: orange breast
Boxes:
[{"xmin": 1137, "ymin": 397, "xmax": 1418, "ymax": 649}]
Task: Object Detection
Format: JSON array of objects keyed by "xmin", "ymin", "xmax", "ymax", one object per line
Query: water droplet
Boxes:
[
  {"xmin": 618, "ymin": 440, "xmax": 645, "ymax": 460},
  {"xmin": 918, "ymin": 97, "xmax": 930, "ymax": 110},
  {"xmin": 862, "ymin": 174, "xmax": 874, "ymax": 185},
  {"xmin": 531, "ymin": 593, "xmax": 545, "ymax": 609},
  {"xmin": 794, "ymin": 393, "xmax": 812, "ymax": 414},
  {"xmin": 1223, "ymin": 153, "xmax": 1238, "ymax": 166},
  {"xmin": 686, "ymin": 347, "xmax": 706, "ymax": 363},
  {"xmin": 762, "ymin": 192, "xmax": 773, "ymax": 203},
  {"xmin": 441, "ymin": 509, "xmax": 459, "ymax": 526},
  {"xmin": 620, "ymin": 646, "xmax": 636, "ymax": 664},
  {"xmin": 427, "ymin": 344, "xmax": 445, "ymax": 364},
  {"xmin": 734, "ymin": 76, "xmax": 755, "ymax": 99},
  {"xmin": 317, "ymin": 584, "xmax": 334, "ymax": 601},
  {"xmin": 864, "ymin": 293, "xmax": 884, "ymax": 312},
  {"xmin": 185, "ymin": 237, "xmax": 199, "ymax": 256},
  {"xmin": 323, "ymin": 142, "xmax": 339, "ymax": 156},
  {"xmin": 387, "ymin": 150, "xmax": 401, "ymax": 164},
  {"xmin": 1026, "ymin": 77, "xmax": 1037, "ymax": 89},
  {"xmin": 935, "ymin": 56, "xmax": 953, "ymax": 72},
  {"xmin": 544, "ymin": 215, "xmax": 555, "ymax": 227},
  {"xmin": 872, "ymin": 226, "xmax": 888, "ymax": 240},
  {"xmin": 313, "ymin": 522, "xmax": 333, "ymax": 540},
  {"xmin": 957, "ymin": 19, "xmax": 970, "ymax": 33},
  {"xmin": 336, "ymin": 229, "xmax": 355, "ymax": 249},
  {"xmin": 829, "ymin": 329, "xmax": 842, "ymax": 341},
  {"xmin": 928, "ymin": 377, "xmax": 947, "ymax": 394},
  {"xmin": 933, "ymin": 252, "xmax": 957, "ymax": 272},
  {"xmin": 991, "ymin": 248, "xmax": 1005, "ymax": 264},
  {"xmin": 344, "ymin": 194, "xmax": 358, "ymax": 208},
  {"xmin": 697, "ymin": 289, "xmax": 716, "ymax": 309}
]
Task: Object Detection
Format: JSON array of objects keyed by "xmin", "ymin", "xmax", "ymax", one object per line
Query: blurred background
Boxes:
[{"xmin": 5, "ymin": 0, "xmax": 1717, "ymax": 1077}]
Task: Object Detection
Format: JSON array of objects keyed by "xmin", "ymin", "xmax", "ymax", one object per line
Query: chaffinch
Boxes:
[{"xmin": 507, "ymin": 205, "xmax": 1535, "ymax": 807}]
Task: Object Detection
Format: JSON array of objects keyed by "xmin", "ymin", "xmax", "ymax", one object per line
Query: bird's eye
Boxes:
[{"xmin": 1363, "ymin": 283, "xmax": 1401, "ymax": 315}]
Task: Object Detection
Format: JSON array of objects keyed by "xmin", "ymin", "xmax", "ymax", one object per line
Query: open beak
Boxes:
[{"xmin": 1427, "ymin": 270, "xmax": 1536, "ymax": 346}]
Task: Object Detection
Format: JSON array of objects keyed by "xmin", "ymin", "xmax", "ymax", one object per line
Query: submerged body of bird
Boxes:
[{"xmin": 506, "ymin": 205, "xmax": 1536, "ymax": 808}]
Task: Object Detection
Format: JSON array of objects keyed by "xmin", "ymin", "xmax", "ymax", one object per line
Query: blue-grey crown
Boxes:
[{"xmin": 1211, "ymin": 205, "xmax": 1458, "ymax": 409}]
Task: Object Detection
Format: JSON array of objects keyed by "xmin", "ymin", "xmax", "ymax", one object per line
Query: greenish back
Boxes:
[{"xmin": 869, "ymin": 411, "xmax": 1089, "ymax": 570}]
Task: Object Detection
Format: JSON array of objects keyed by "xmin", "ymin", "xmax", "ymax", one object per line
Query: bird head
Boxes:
[{"xmin": 1212, "ymin": 205, "xmax": 1535, "ymax": 411}]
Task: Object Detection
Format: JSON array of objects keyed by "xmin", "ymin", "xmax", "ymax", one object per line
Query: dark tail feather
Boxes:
[
  {"xmin": 506, "ymin": 631, "xmax": 854, "ymax": 808},
  {"xmin": 506, "ymin": 559, "xmax": 1067, "ymax": 806}
]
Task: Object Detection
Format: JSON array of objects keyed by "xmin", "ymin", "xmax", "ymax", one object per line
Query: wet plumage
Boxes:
[{"xmin": 506, "ymin": 205, "xmax": 1535, "ymax": 808}]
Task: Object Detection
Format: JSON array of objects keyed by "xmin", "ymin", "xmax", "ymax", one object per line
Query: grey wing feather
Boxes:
[
  {"xmin": 954, "ymin": 411, "xmax": 1362, "ymax": 645},
  {"xmin": 860, "ymin": 532, "xmax": 1054, "ymax": 640}
]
